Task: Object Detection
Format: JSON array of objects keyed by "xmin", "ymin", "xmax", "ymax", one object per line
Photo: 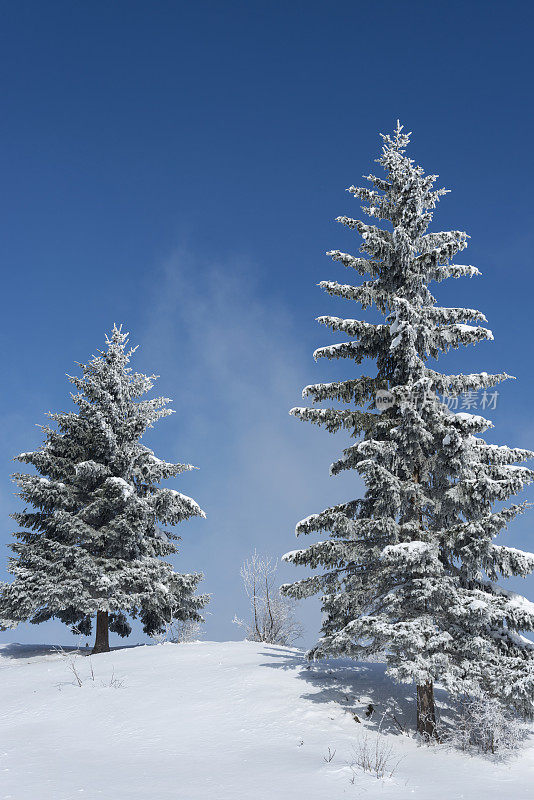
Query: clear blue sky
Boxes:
[{"xmin": 1, "ymin": 0, "xmax": 533, "ymax": 646}]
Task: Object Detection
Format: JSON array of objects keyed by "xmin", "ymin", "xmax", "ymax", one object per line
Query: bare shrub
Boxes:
[
  {"xmin": 452, "ymin": 695, "xmax": 528, "ymax": 755},
  {"xmin": 323, "ymin": 746, "xmax": 336, "ymax": 763},
  {"xmin": 349, "ymin": 732, "xmax": 402, "ymax": 780},
  {"xmin": 65, "ymin": 651, "xmax": 84, "ymax": 687},
  {"xmin": 52, "ymin": 644, "xmax": 85, "ymax": 687},
  {"xmin": 233, "ymin": 551, "xmax": 303, "ymax": 645},
  {"xmin": 152, "ymin": 616, "xmax": 204, "ymax": 644},
  {"xmin": 53, "ymin": 645, "xmax": 124, "ymax": 689},
  {"xmin": 101, "ymin": 668, "xmax": 125, "ymax": 689}
]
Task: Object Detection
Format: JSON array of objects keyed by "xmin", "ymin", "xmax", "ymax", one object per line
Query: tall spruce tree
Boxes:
[
  {"xmin": 1, "ymin": 326, "xmax": 208, "ymax": 653},
  {"xmin": 282, "ymin": 123, "xmax": 534, "ymax": 736}
]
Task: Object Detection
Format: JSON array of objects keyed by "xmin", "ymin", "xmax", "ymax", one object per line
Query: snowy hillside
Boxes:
[{"xmin": 1, "ymin": 640, "xmax": 533, "ymax": 800}]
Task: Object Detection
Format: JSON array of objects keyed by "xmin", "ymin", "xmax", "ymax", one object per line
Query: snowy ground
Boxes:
[{"xmin": 0, "ymin": 641, "xmax": 533, "ymax": 799}]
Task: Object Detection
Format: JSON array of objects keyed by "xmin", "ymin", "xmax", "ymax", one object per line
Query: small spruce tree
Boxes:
[
  {"xmin": 282, "ymin": 123, "xmax": 534, "ymax": 737},
  {"xmin": 1, "ymin": 326, "xmax": 208, "ymax": 653}
]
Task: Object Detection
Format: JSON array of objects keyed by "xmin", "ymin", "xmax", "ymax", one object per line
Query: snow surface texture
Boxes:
[{"xmin": 1, "ymin": 641, "xmax": 533, "ymax": 800}]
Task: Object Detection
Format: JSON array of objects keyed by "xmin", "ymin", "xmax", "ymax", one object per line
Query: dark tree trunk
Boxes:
[
  {"xmin": 416, "ymin": 681, "xmax": 438, "ymax": 740},
  {"xmin": 412, "ymin": 466, "xmax": 438, "ymax": 740},
  {"xmin": 92, "ymin": 610, "xmax": 110, "ymax": 654}
]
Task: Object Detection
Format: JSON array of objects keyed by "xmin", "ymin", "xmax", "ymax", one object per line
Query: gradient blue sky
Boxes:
[{"xmin": 1, "ymin": 0, "xmax": 533, "ymax": 647}]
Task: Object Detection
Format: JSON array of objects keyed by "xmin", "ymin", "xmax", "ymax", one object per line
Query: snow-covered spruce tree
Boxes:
[
  {"xmin": 0, "ymin": 326, "xmax": 208, "ymax": 653},
  {"xmin": 282, "ymin": 123, "xmax": 534, "ymax": 738}
]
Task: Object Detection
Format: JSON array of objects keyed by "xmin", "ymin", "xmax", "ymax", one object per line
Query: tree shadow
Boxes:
[
  {"xmin": 0, "ymin": 642, "xmax": 141, "ymax": 660},
  {"xmin": 259, "ymin": 645, "xmax": 455, "ymax": 736},
  {"xmin": 0, "ymin": 643, "xmax": 77, "ymax": 660}
]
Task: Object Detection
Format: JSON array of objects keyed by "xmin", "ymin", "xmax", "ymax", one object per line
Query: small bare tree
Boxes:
[
  {"xmin": 233, "ymin": 551, "xmax": 303, "ymax": 645},
  {"xmin": 151, "ymin": 613, "xmax": 204, "ymax": 644}
]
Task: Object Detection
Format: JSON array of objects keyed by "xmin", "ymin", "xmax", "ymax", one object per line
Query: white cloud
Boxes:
[{"xmin": 138, "ymin": 246, "xmax": 361, "ymax": 644}]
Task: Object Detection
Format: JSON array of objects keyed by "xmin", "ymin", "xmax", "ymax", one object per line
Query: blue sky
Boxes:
[{"xmin": 1, "ymin": 0, "xmax": 533, "ymax": 647}]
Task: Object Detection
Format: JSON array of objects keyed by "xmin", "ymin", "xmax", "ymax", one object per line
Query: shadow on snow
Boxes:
[{"xmin": 258, "ymin": 645, "xmax": 455, "ymax": 736}]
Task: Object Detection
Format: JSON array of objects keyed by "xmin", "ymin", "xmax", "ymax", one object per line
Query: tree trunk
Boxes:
[
  {"xmin": 92, "ymin": 610, "xmax": 110, "ymax": 654},
  {"xmin": 412, "ymin": 468, "xmax": 438, "ymax": 740},
  {"xmin": 416, "ymin": 680, "xmax": 438, "ymax": 740}
]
